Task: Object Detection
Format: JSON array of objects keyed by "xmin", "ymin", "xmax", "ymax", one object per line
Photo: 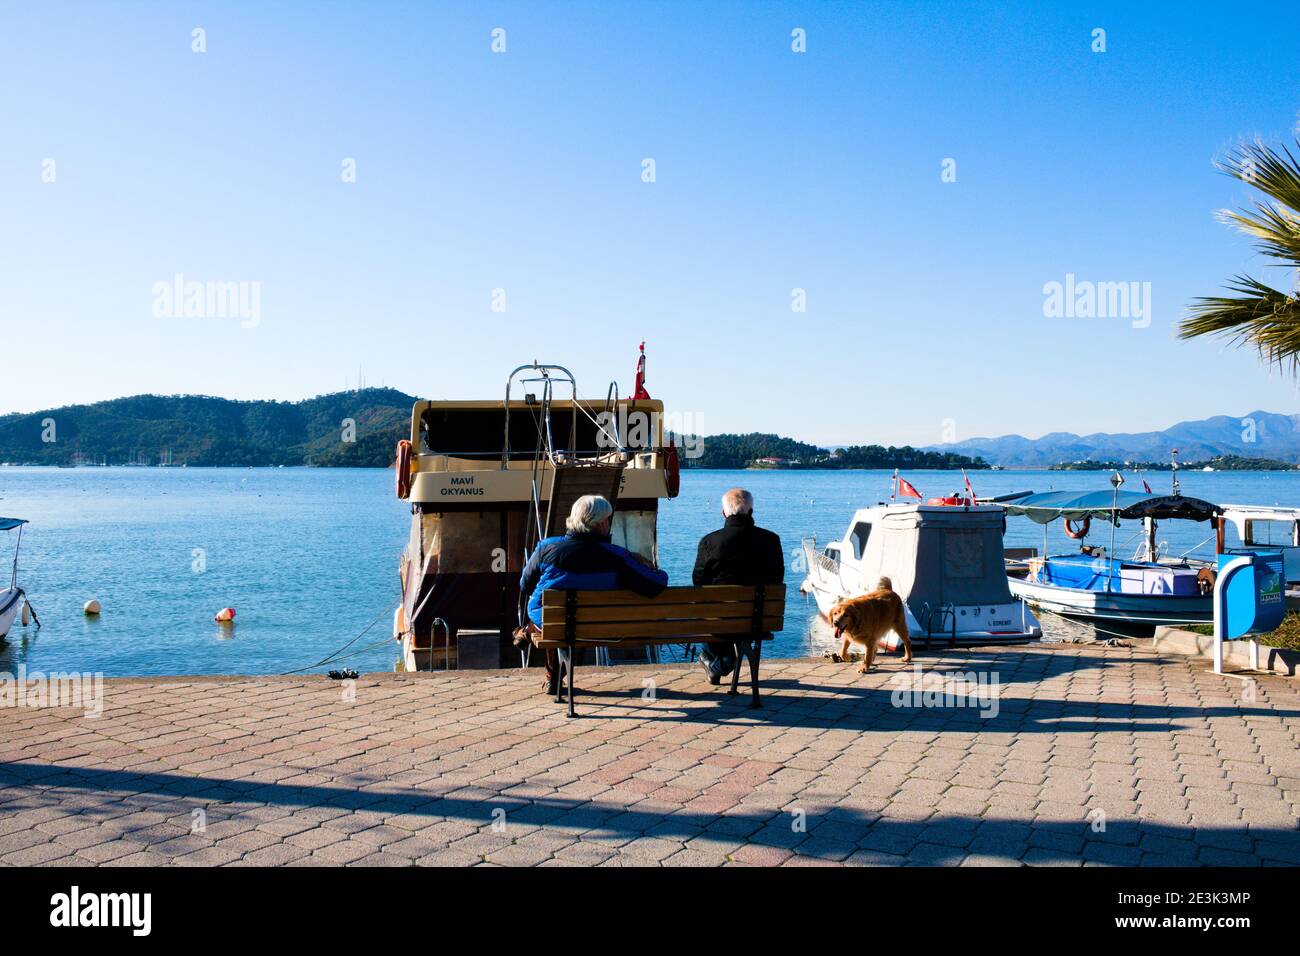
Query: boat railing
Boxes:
[{"xmin": 802, "ymin": 538, "xmax": 840, "ymax": 577}]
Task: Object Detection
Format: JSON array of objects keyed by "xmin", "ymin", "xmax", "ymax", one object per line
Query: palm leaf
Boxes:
[
  {"xmin": 1179, "ymin": 275, "xmax": 1300, "ymax": 371},
  {"xmin": 1182, "ymin": 136, "xmax": 1300, "ymax": 370},
  {"xmin": 1216, "ymin": 137, "xmax": 1300, "ymax": 213}
]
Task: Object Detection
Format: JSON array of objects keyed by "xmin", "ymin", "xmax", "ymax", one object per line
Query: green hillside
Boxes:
[
  {"xmin": 677, "ymin": 432, "xmax": 989, "ymax": 470},
  {"xmin": 0, "ymin": 389, "xmax": 417, "ymax": 467}
]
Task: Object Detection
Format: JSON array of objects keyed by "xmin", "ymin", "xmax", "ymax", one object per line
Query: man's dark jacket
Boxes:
[{"xmin": 692, "ymin": 513, "xmax": 785, "ymax": 588}]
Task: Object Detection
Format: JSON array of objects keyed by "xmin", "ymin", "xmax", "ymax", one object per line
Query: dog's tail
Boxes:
[{"xmin": 877, "ymin": 576, "xmax": 893, "ymax": 592}]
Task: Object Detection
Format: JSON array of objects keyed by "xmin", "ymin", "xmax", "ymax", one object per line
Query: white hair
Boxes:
[
  {"xmin": 566, "ymin": 494, "xmax": 614, "ymax": 533},
  {"xmin": 722, "ymin": 488, "xmax": 753, "ymax": 517}
]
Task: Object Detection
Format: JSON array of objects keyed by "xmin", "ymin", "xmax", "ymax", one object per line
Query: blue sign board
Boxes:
[{"xmin": 1216, "ymin": 552, "xmax": 1286, "ymax": 640}]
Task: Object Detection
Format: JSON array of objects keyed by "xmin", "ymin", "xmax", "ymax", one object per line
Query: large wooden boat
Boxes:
[{"xmin": 391, "ymin": 352, "xmax": 680, "ymax": 670}]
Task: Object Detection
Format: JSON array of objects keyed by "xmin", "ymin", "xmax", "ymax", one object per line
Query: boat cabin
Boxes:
[{"xmin": 1219, "ymin": 505, "xmax": 1300, "ymax": 585}]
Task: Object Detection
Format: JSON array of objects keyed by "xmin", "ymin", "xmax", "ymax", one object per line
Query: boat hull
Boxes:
[
  {"xmin": 1008, "ymin": 576, "xmax": 1212, "ymax": 625},
  {"xmin": 0, "ymin": 587, "xmax": 22, "ymax": 640},
  {"xmin": 801, "ymin": 575, "xmax": 1042, "ymax": 647}
]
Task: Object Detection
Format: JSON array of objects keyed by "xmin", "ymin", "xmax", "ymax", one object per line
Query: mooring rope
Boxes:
[{"xmin": 280, "ymin": 604, "xmax": 392, "ymax": 675}]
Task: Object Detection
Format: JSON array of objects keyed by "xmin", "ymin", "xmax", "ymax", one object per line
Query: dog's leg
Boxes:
[
  {"xmin": 860, "ymin": 639, "xmax": 877, "ymax": 674},
  {"xmin": 896, "ymin": 605, "xmax": 913, "ymax": 664},
  {"xmin": 838, "ymin": 635, "xmax": 852, "ymax": 663}
]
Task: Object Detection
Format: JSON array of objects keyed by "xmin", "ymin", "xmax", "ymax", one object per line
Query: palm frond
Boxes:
[
  {"xmin": 1216, "ymin": 137, "xmax": 1300, "ymax": 213},
  {"xmin": 1217, "ymin": 200, "xmax": 1300, "ymax": 265},
  {"xmin": 1179, "ymin": 275, "xmax": 1300, "ymax": 370}
]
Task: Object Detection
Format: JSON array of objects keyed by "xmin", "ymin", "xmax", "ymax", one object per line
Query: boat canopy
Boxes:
[
  {"xmin": 1001, "ymin": 491, "xmax": 1219, "ymax": 525},
  {"xmin": 0, "ymin": 518, "xmax": 27, "ymax": 531}
]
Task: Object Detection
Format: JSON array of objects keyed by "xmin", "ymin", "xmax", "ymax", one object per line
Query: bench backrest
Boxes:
[{"xmin": 538, "ymin": 583, "xmax": 786, "ymax": 646}]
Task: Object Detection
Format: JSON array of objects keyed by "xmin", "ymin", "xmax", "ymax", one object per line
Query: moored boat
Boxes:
[
  {"xmin": 801, "ymin": 489, "xmax": 1042, "ymax": 649},
  {"xmin": 0, "ymin": 517, "xmax": 35, "ymax": 641},
  {"xmin": 1003, "ymin": 484, "xmax": 1221, "ymax": 626},
  {"xmin": 391, "ymin": 349, "xmax": 680, "ymax": 671},
  {"xmin": 1218, "ymin": 504, "xmax": 1300, "ymax": 587}
]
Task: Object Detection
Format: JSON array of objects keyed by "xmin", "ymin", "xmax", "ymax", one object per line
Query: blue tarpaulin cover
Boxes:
[
  {"xmin": 1001, "ymin": 491, "xmax": 1219, "ymax": 525},
  {"xmin": 0, "ymin": 518, "xmax": 27, "ymax": 531}
]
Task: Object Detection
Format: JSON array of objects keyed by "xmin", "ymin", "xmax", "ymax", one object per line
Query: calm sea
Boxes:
[{"xmin": 0, "ymin": 466, "xmax": 1294, "ymax": 676}]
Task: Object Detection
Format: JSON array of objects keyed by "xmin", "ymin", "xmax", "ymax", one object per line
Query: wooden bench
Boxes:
[{"xmin": 532, "ymin": 584, "xmax": 785, "ymax": 717}]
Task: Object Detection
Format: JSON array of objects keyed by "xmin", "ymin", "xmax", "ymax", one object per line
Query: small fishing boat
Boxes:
[
  {"xmin": 801, "ymin": 488, "xmax": 1042, "ymax": 648},
  {"xmin": 1003, "ymin": 481, "xmax": 1221, "ymax": 626},
  {"xmin": 0, "ymin": 517, "xmax": 35, "ymax": 640}
]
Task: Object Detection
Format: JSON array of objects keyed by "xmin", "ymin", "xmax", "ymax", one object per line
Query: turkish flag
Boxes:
[
  {"xmin": 898, "ymin": 477, "xmax": 922, "ymax": 499},
  {"xmin": 633, "ymin": 341, "xmax": 650, "ymax": 400}
]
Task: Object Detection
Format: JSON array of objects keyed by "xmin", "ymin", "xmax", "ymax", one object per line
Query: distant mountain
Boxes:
[
  {"xmin": 0, "ymin": 389, "xmax": 417, "ymax": 467},
  {"xmin": 924, "ymin": 411, "xmax": 1300, "ymax": 467}
]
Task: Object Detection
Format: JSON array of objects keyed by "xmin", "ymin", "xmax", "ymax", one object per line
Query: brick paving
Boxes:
[{"xmin": 1, "ymin": 642, "xmax": 1297, "ymax": 866}]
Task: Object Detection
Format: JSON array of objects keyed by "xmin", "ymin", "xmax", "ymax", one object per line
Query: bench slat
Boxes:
[
  {"xmin": 540, "ymin": 616, "xmax": 783, "ymax": 641},
  {"xmin": 539, "ymin": 598, "xmax": 785, "ymax": 625},
  {"xmin": 540, "ymin": 584, "xmax": 785, "ymax": 607},
  {"xmin": 532, "ymin": 631, "xmax": 775, "ymax": 649}
]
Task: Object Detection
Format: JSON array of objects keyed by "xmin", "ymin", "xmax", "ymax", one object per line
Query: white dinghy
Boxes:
[{"xmin": 0, "ymin": 517, "xmax": 36, "ymax": 640}]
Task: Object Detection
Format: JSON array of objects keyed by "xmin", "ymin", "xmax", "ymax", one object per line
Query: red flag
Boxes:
[
  {"xmin": 1142, "ymin": 478, "xmax": 1153, "ymax": 494},
  {"xmin": 898, "ymin": 476, "xmax": 922, "ymax": 499},
  {"xmin": 963, "ymin": 469, "xmax": 977, "ymax": 503},
  {"xmin": 633, "ymin": 341, "xmax": 651, "ymax": 400}
]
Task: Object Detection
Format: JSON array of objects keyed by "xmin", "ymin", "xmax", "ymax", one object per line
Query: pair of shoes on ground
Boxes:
[{"xmin": 698, "ymin": 649, "xmax": 736, "ymax": 686}]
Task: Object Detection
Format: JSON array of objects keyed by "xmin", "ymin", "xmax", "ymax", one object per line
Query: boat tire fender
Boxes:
[{"xmin": 395, "ymin": 440, "xmax": 414, "ymax": 499}]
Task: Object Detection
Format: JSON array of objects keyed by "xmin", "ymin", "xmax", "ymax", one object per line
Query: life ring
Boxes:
[
  {"xmin": 1063, "ymin": 515, "xmax": 1090, "ymax": 539},
  {"xmin": 395, "ymin": 439, "xmax": 414, "ymax": 499},
  {"xmin": 664, "ymin": 442, "xmax": 681, "ymax": 498}
]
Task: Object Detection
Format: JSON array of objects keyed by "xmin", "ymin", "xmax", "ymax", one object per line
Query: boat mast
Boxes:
[{"xmin": 10, "ymin": 523, "xmax": 21, "ymax": 591}]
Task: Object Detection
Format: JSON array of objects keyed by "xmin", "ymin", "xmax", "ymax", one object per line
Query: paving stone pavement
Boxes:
[{"xmin": 1, "ymin": 643, "xmax": 1298, "ymax": 866}]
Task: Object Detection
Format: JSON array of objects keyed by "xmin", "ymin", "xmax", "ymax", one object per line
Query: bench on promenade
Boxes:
[{"xmin": 531, "ymin": 584, "xmax": 786, "ymax": 717}]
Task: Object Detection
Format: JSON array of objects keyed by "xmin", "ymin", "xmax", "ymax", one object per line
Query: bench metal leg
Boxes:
[
  {"xmin": 564, "ymin": 645, "xmax": 577, "ymax": 718},
  {"xmin": 727, "ymin": 640, "xmax": 747, "ymax": 696},
  {"xmin": 747, "ymin": 639, "xmax": 762, "ymax": 708}
]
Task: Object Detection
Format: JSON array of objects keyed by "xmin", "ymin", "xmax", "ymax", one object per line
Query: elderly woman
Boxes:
[{"xmin": 519, "ymin": 495, "xmax": 668, "ymax": 694}]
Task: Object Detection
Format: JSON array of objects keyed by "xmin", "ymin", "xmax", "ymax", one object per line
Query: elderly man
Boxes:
[
  {"xmin": 520, "ymin": 494, "xmax": 668, "ymax": 695},
  {"xmin": 692, "ymin": 487, "xmax": 785, "ymax": 683}
]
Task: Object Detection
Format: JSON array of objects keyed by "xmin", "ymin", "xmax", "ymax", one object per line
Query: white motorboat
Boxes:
[
  {"xmin": 1219, "ymin": 504, "xmax": 1300, "ymax": 587},
  {"xmin": 0, "ymin": 517, "xmax": 35, "ymax": 641},
  {"xmin": 801, "ymin": 496, "xmax": 1042, "ymax": 649}
]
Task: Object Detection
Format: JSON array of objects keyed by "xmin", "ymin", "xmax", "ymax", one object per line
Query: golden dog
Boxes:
[{"xmin": 828, "ymin": 577, "xmax": 913, "ymax": 673}]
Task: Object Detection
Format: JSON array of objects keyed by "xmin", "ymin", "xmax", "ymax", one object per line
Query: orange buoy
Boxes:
[{"xmin": 215, "ymin": 607, "xmax": 236, "ymax": 623}]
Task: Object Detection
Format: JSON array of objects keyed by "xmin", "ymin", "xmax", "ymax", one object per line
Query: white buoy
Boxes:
[
  {"xmin": 214, "ymin": 607, "xmax": 236, "ymax": 623},
  {"xmin": 21, "ymin": 601, "xmax": 30, "ymax": 626},
  {"xmin": 84, "ymin": 599, "xmax": 101, "ymax": 615}
]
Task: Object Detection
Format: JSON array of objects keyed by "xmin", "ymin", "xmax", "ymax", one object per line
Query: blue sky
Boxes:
[{"xmin": 2, "ymin": 0, "xmax": 1299, "ymax": 446}]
